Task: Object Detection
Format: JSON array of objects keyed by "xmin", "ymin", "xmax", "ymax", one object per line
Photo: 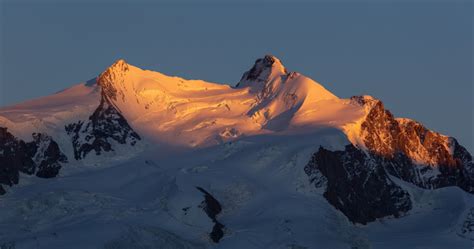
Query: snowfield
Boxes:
[{"xmin": 1, "ymin": 134, "xmax": 472, "ymax": 249}]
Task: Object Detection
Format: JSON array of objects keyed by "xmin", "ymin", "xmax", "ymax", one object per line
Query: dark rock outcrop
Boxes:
[
  {"xmin": 460, "ymin": 208, "xmax": 474, "ymax": 237},
  {"xmin": 31, "ymin": 133, "xmax": 68, "ymax": 178},
  {"xmin": 196, "ymin": 186, "xmax": 225, "ymax": 243},
  {"xmin": 236, "ymin": 55, "xmax": 287, "ymax": 88},
  {"xmin": 0, "ymin": 127, "xmax": 67, "ymax": 195},
  {"xmin": 305, "ymin": 145, "xmax": 412, "ymax": 224},
  {"xmin": 65, "ymin": 95, "xmax": 140, "ymax": 160}
]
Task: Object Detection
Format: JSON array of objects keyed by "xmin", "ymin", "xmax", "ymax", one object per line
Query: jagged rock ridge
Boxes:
[
  {"xmin": 0, "ymin": 127, "xmax": 67, "ymax": 194},
  {"xmin": 236, "ymin": 55, "xmax": 288, "ymax": 88},
  {"xmin": 65, "ymin": 94, "xmax": 141, "ymax": 160},
  {"xmin": 350, "ymin": 96, "xmax": 474, "ymax": 192}
]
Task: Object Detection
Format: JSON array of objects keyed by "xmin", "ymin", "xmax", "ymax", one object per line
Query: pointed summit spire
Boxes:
[
  {"xmin": 236, "ymin": 55, "xmax": 288, "ymax": 88},
  {"xmin": 97, "ymin": 59, "xmax": 131, "ymax": 101},
  {"xmin": 100, "ymin": 59, "xmax": 130, "ymax": 77}
]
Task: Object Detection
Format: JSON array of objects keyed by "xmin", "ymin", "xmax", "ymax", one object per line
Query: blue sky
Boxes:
[{"xmin": 0, "ymin": 1, "xmax": 472, "ymax": 151}]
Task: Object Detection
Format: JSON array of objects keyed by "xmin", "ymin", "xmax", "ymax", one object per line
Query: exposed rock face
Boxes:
[
  {"xmin": 350, "ymin": 96, "xmax": 474, "ymax": 192},
  {"xmin": 96, "ymin": 59, "xmax": 130, "ymax": 102},
  {"xmin": 0, "ymin": 127, "xmax": 67, "ymax": 195},
  {"xmin": 236, "ymin": 55, "xmax": 287, "ymax": 88},
  {"xmin": 196, "ymin": 187, "xmax": 225, "ymax": 243},
  {"xmin": 459, "ymin": 207, "xmax": 474, "ymax": 239},
  {"xmin": 305, "ymin": 97, "xmax": 473, "ymax": 224},
  {"xmin": 351, "ymin": 96, "xmax": 458, "ymax": 165},
  {"xmin": 65, "ymin": 95, "xmax": 141, "ymax": 160},
  {"xmin": 305, "ymin": 145, "xmax": 412, "ymax": 224},
  {"xmin": 31, "ymin": 133, "xmax": 68, "ymax": 178}
]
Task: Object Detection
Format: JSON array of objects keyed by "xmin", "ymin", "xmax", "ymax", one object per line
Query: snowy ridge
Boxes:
[
  {"xmin": 0, "ymin": 56, "xmax": 466, "ymax": 163},
  {"xmin": 85, "ymin": 56, "xmax": 350, "ymax": 148}
]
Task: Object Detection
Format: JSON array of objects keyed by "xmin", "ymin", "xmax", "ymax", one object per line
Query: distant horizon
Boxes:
[{"xmin": 1, "ymin": 1, "xmax": 472, "ymax": 152}]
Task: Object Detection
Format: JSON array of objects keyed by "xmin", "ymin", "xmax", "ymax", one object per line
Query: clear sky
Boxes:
[{"xmin": 1, "ymin": 1, "xmax": 472, "ymax": 152}]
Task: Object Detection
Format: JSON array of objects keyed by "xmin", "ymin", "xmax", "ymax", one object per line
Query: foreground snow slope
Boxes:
[
  {"xmin": 0, "ymin": 55, "xmax": 472, "ymax": 248},
  {"xmin": 1, "ymin": 132, "xmax": 472, "ymax": 249}
]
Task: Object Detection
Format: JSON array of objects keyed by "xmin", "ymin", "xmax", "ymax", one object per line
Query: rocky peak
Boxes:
[
  {"xmin": 350, "ymin": 95, "xmax": 381, "ymax": 111},
  {"xmin": 349, "ymin": 95, "xmax": 469, "ymax": 168},
  {"xmin": 236, "ymin": 55, "xmax": 288, "ymax": 88},
  {"xmin": 97, "ymin": 59, "xmax": 131, "ymax": 101},
  {"xmin": 103, "ymin": 59, "xmax": 129, "ymax": 74}
]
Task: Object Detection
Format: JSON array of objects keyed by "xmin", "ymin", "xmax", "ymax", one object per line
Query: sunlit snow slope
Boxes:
[
  {"xmin": 93, "ymin": 57, "xmax": 359, "ymax": 147},
  {"xmin": 0, "ymin": 56, "xmax": 366, "ymax": 150}
]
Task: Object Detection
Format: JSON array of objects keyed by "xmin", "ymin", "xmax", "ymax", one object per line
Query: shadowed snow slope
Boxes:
[{"xmin": 0, "ymin": 55, "xmax": 472, "ymax": 248}]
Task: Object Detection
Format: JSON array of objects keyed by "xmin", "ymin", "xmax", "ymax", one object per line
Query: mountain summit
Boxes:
[
  {"xmin": 237, "ymin": 55, "xmax": 288, "ymax": 88},
  {"xmin": 97, "ymin": 59, "xmax": 131, "ymax": 101},
  {"xmin": 0, "ymin": 55, "xmax": 472, "ymax": 248}
]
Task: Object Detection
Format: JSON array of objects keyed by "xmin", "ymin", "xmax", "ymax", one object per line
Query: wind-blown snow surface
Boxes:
[{"xmin": 0, "ymin": 56, "xmax": 473, "ymax": 248}]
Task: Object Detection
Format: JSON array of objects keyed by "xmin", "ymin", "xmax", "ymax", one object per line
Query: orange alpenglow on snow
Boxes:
[{"xmin": 0, "ymin": 55, "xmax": 464, "ymax": 167}]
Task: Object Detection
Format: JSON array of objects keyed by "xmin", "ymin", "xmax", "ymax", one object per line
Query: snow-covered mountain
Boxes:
[{"xmin": 0, "ymin": 55, "xmax": 472, "ymax": 248}]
